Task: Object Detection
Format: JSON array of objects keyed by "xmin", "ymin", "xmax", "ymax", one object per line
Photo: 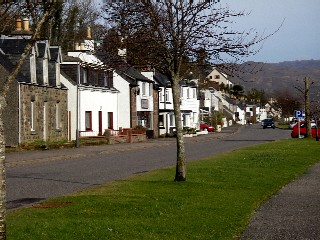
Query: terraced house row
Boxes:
[
  {"xmin": 1, "ymin": 19, "xmax": 274, "ymax": 147},
  {"xmin": 0, "ymin": 20, "xmax": 201, "ymax": 146}
]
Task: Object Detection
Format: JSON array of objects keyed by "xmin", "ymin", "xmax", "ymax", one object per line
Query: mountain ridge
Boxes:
[{"xmin": 228, "ymin": 60, "xmax": 320, "ymax": 96}]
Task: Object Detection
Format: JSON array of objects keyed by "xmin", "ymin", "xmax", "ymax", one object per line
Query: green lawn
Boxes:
[{"xmin": 7, "ymin": 138, "xmax": 320, "ymax": 240}]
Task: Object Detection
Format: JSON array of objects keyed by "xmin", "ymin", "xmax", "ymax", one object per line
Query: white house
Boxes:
[
  {"xmin": 180, "ymin": 79, "xmax": 200, "ymax": 129},
  {"xmin": 206, "ymin": 67, "xmax": 233, "ymax": 89},
  {"xmin": 61, "ymin": 44, "xmax": 120, "ymax": 141},
  {"xmin": 116, "ymin": 66, "xmax": 156, "ymax": 131},
  {"xmin": 154, "ymin": 73, "xmax": 200, "ymax": 135},
  {"xmin": 154, "ymin": 73, "xmax": 174, "ymax": 135}
]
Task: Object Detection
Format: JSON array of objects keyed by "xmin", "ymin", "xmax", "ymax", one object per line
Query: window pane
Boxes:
[{"xmin": 85, "ymin": 111, "xmax": 92, "ymax": 130}]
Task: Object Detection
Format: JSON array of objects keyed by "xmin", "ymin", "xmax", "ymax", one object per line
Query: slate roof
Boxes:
[
  {"xmin": 179, "ymin": 79, "xmax": 197, "ymax": 87},
  {"xmin": 0, "ymin": 52, "xmax": 25, "ymax": 83},
  {"xmin": 62, "ymin": 54, "xmax": 81, "ymax": 63},
  {"xmin": 61, "ymin": 70, "xmax": 76, "ymax": 86},
  {"xmin": 0, "ymin": 38, "xmax": 28, "ymax": 54},
  {"xmin": 154, "ymin": 73, "xmax": 172, "ymax": 87},
  {"xmin": 116, "ymin": 66, "xmax": 153, "ymax": 83},
  {"xmin": 36, "ymin": 42, "xmax": 47, "ymax": 58},
  {"xmin": 49, "ymin": 47, "xmax": 60, "ymax": 62}
]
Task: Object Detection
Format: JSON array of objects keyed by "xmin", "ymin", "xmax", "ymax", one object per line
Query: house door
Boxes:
[
  {"xmin": 98, "ymin": 111, "xmax": 102, "ymax": 135},
  {"xmin": 108, "ymin": 112, "xmax": 113, "ymax": 129}
]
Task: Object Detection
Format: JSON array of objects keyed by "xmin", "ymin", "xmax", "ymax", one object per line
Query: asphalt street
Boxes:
[{"xmin": 6, "ymin": 123, "xmax": 289, "ymax": 210}]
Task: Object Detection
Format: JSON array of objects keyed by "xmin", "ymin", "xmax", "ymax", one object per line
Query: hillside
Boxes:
[{"xmin": 228, "ymin": 60, "xmax": 320, "ymax": 96}]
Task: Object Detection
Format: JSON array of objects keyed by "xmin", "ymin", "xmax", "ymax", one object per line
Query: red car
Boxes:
[
  {"xmin": 200, "ymin": 123, "xmax": 215, "ymax": 132},
  {"xmin": 291, "ymin": 121, "xmax": 320, "ymax": 138}
]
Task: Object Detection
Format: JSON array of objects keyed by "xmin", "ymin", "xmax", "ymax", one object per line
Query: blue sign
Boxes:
[{"xmin": 294, "ymin": 110, "xmax": 303, "ymax": 118}]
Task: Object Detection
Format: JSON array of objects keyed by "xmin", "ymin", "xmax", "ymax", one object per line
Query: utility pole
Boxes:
[{"xmin": 304, "ymin": 77, "xmax": 311, "ymax": 137}]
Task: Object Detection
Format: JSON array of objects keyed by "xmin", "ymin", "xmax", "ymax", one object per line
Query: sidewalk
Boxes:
[{"xmin": 241, "ymin": 162, "xmax": 320, "ymax": 240}]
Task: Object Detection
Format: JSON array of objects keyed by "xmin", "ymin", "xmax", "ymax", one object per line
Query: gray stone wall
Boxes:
[
  {"xmin": 19, "ymin": 84, "xmax": 68, "ymax": 144},
  {"xmin": 2, "ymin": 76, "xmax": 19, "ymax": 147}
]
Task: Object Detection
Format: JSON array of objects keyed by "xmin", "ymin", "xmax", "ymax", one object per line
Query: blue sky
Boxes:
[
  {"xmin": 222, "ymin": 0, "xmax": 320, "ymax": 63},
  {"xmin": 97, "ymin": 0, "xmax": 320, "ymax": 63}
]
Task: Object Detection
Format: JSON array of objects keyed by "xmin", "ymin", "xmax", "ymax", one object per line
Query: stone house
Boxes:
[{"xmin": 0, "ymin": 29, "xmax": 68, "ymax": 146}]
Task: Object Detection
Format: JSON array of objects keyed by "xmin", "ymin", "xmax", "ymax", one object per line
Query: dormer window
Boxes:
[
  {"xmin": 30, "ymin": 50, "xmax": 37, "ymax": 84},
  {"xmin": 82, "ymin": 68, "xmax": 88, "ymax": 84},
  {"xmin": 43, "ymin": 57, "xmax": 48, "ymax": 85},
  {"xmin": 104, "ymin": 70, "xmax": 113, "ymax": 88}
]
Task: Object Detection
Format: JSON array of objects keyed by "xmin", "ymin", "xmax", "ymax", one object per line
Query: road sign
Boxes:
[{"xmin": 294, "ymin": 110, "xmax": 303, "ymax": 118}]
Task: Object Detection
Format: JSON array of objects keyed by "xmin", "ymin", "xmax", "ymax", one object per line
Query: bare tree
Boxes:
[
  {"xmin": 295, "ymin": 77, "xmax": 314, "ymax": 137},
  {"xmin": 273, "ymin": 89, "xmax": 301, "ymax": 121},
  {"xmin": 103, "ymin": 0, "xmax": 281, "ymax": 181},
  {"xmin": 0, "ymin": 3, "xmax": 61, "ymax": 238},
  {"xmin": 49, "ymin": 0, "xmax": 105, "ymax": 52}
]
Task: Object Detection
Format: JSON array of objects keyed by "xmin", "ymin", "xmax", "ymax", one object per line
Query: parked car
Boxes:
[
  {"xmin": 289, "ymin": 118, "xmax": 298, "ymax": 129},
  {"xmin": 262, "ymin": 118, "xmax": 275, "ymax": 129},
  {"xmin": 200, "ymin": 123, "xmax": 215, "ymax": 132},
  {"xmin": 291, "ymin": 121, "xmax": 319, "ymax": 138}
]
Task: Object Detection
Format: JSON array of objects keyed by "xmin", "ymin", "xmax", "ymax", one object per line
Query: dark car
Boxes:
[
  {"xmin": 200, "ymin": 123, "xmax": 215, "ymax": 132},
  {"xmin": 262, "ymin": 118, "xmax": 275, "ymax": 129}
]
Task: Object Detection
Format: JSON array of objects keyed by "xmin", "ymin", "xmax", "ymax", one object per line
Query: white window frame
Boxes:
[
  {"xmin": 165, "ymin": 89, "xmax": 170, "ymax": 102},
  {"xmin": 55, "ymin": 102, "xmax": 60, "ymax": 129},
  {"xmin": 149, "ymin": 83, "xmax": 152, "ymax": 96},
  {"xmin": 31, "ymin": 101, "xmax": 35, "ymax": 131},
  {"xmin": 43, "ymin": 58, "xmax": 49, "ymax": 85},
  {"xmin": 159, "ymin": 89, "xmax": 164, "ymax": 102},
  {"xmin": 142, "ymin": 82, "xmax": 146, "ymax": 96},
  {"xmin": 83, "ymin": 68, "xmax": 88, "ymax": 84}
]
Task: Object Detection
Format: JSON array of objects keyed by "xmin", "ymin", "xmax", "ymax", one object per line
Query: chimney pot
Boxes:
[
  {"xmin": 22, "ymin": 18, "xmax": 29, "ymax": 31},
  {"xmin": 16, "ymin": 19, "xmax": 22, "ymax": 31},
  {"xmin": 86, "ymin": 27, "xmax": 92, "ymax": 39},
  {"xmin": 74, "ymin": 42, "xmax": 79, "ymax": 51}
]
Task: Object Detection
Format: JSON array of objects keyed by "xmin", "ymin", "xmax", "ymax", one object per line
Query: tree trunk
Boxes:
[
  {"xmin": 304, "ymin": 77, "xmax": 311, "ymax": 137},
  {"xmin": 0, "ymin": 8, "xmax": 54, "ymax": 239},
  {"xmin": 171, "ymin": 76, "xmax": 186, "ymax": 181},
  {"xmin": 0, "ymin": 98, "xmax": 6, "ymax": 240}
]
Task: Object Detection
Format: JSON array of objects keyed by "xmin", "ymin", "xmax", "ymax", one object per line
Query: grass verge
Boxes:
[{"xmin": 7, "ymin": 138, "xmax": 320, "ymax": 240}]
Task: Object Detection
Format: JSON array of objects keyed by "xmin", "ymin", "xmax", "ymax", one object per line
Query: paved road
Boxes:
[{"xmin": 6, "ymin": 124, "xmax": 290, "ymax": 209}]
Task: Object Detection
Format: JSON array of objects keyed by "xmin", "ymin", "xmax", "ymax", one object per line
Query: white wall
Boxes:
[
  {"xmin": 60, "ymin": 74, "xmax": 77, "ymax": 140},
  {"xmin": 113, "ymin": 72, "xmax": 131, "ymax": 129},
  {"xmin": 79, "ymin": 88, "xmax": 118, "ymax": 134},
  {"xmin": 136, "ymin": 81, "xmax": 154, "ymax": 112},
  {"xmin": 180, "ymin": 86, "xmax": 199, "ymax": 129}
]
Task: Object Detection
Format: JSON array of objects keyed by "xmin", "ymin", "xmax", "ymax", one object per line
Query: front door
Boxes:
[
  {"xmin": 98, "ymin": 111, "xmax": 102, "ymax": 135},
  {"xmin": 108, "ymin": 112, "xmax": 113, "ymax": 130}
]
